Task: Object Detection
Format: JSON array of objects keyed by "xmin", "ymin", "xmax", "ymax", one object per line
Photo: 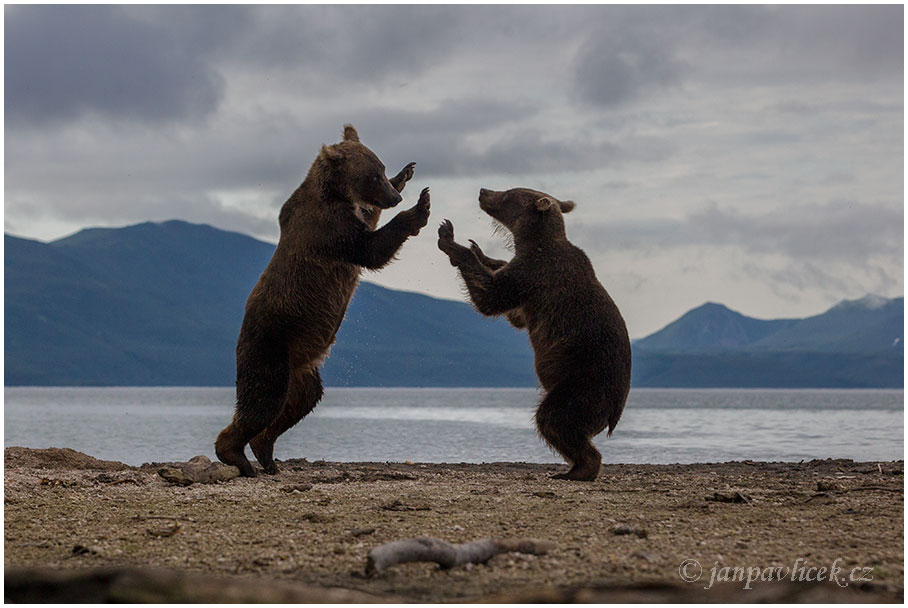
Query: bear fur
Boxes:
[
  {"xmin": 215, "ymin": 124, "xmax": 430, "ymax": 477},
  {"xmin": 437, "ymin": 187, "xmax": 631, "ymax": 481}
]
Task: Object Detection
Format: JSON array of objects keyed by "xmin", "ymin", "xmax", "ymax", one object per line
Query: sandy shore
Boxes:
[{"xmin": 4, "ymin": 448, "xmax": 903, "ymax": 602}]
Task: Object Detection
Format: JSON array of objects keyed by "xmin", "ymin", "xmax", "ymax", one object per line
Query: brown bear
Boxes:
[
  {"xmin": 215, "ymin": 124, "xmax": 430, "ymax": 477},
  {"xmin": 437, "ymin": 188, "xmax": 631, "ymax": 481}
]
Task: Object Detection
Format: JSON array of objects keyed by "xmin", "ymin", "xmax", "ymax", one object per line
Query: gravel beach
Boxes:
[{"xmin": 4, "ymin": 447, "xmax": 903, "ymax": 602}]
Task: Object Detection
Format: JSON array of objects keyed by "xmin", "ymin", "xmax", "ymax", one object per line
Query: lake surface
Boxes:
[{"xmin": 4, "ymin": 387, "xmax": 904, "ymax": 466}]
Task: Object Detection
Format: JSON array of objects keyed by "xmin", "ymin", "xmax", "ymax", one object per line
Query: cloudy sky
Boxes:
[{"xmin": 5, "ymin": 5, "xmax": 904, "ymax": 338}]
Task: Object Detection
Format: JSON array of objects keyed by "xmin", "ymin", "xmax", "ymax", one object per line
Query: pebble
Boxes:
[{"xmin": 612, "ymin": 525, "xmax": 648, "ymax": 539}]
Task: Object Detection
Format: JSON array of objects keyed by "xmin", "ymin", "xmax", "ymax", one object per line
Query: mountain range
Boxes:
[
  {"xmin": 633, "ymin": 296, "xmax": 902, "ymax": 387},
  {"xmin": 5, "ymin": 220, "xmax": 903, "ymax": 388}
]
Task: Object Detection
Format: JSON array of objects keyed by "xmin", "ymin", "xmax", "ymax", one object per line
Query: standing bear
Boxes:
[
  {"xmin": 216, "ymin": 124, "xmax": 430, "ymax": 477},
  {"xmin": 437, "ymin": 188, "xmax": 631, "ymax": 481}
]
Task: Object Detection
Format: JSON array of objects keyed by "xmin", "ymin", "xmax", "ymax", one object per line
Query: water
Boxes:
[{"xmin": 3, "ymin": 387, "xmax": 903, "ymax": 466}]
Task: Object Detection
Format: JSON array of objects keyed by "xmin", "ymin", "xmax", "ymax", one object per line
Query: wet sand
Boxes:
[{"xmin": 4, "ymin": 448, "xmax": 903, "ymax": 602}]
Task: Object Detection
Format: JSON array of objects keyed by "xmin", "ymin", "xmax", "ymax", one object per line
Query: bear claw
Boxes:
[
  {"xmin": 391, "ymin": 162, "xmax": 416, "ymax": 190},
  {"xmin": 438, "ymin": 219, "xmax": 454, "ymax": 239}
]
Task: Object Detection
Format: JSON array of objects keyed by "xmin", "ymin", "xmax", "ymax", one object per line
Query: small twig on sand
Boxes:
[
  {"xmin": 131, "ymin": 515, "xmax": 197, "ymax": 523},
  {"xmin": 365, "ymin": 537, "xmax": 554, "ymax": 576},
  {"xmin": 843, "ymin": 485, "xmax": 903, "ymax": 494}
]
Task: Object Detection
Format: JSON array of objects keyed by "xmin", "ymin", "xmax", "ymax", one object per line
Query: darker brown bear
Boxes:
[
  {"xmin": 437, "ymin": 188, "xmax": 630, "ymax": 481},
  {"xmin": 215, "ymin": 124, "xmax": 430, "ymax": 477}
]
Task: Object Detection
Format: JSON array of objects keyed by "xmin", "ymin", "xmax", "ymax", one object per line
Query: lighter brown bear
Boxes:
[{"xmin": 437, "ymin": 188, "xmax": 631, "ymax": 481}]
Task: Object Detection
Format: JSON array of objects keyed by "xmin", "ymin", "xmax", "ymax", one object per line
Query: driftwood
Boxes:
[{"xmin": 365, "ymin": 537, "xmax": 554, "ymax": 575}]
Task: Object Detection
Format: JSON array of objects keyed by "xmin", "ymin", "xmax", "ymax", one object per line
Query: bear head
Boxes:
[
  {"xmin": 320, "ymin": 124, "xmax": 403, "ymax": 210},
  {"xmin": 478, "ymin": 187, "xmax": 575, "ymax": 236}
]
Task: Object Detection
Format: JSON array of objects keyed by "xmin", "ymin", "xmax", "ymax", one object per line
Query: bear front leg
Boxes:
[
  {"xmin": 437, "ymin": 219, "xmax": 475, "ymax": 266},
  {"xmin": 468, "ymin": 240, "xmax": 508, "ymax": 271},
  {"xmin": 438, "ymin": 220, "xmax": 523, "ymax": 316},
  {"xmin": 467, "ymin": 241, "xmax": 524, "ymax": 326},
  {"xmin": 389, "ymin": 162, "xmax": 416, "ymax": 193},
  {"xmin": 459, "ymin": 263, "xmax": 523, "ymax": 316},
  {"xmin": 353, "ymin": 187, "xmax": 430, "ymax": 269}
]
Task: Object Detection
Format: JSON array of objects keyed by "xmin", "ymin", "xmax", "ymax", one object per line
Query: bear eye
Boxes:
[{"xmin": 372, "ymin": 176, "xmax": 379, "ymax": 182}]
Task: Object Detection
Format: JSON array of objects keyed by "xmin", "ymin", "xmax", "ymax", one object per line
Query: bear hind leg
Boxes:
[
  {"xmin": 535, "ymin": 384, "xmax": 604, "ymax": 482},
  {"xmin": 250, "ymin": 368, "xmax": 324, "ymax": 475},
  {"xmin": 550, "ymin": 441, "xmax": 602, "ymax": 481},
  {"xmin": 215, "ymin": 348, "xmax": 290, "ymax": 477},
  {"xmin": 215, "ymin": 422, "xmax": 257, "ymax": 478}
]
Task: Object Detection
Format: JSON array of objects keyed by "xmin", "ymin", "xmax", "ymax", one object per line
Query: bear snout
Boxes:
[
  {"xmin": 478, "ymin": 188, "xmax": 500, "ymax": 214},
  {"xmin": 478, "ymin": 188, "xmax": 495, "ymax": 207},
  {"xmin": 377, "ymin": 189, "xmax": 403, "ymax": 209}
]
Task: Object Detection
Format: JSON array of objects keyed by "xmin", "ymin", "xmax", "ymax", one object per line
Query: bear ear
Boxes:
[
  {"xmin": 343, "ymin": 124, "xmax": 360, "ymax": 142},
  {"xmin": 560, "ymin": 200, "xmax": 576, "ymax": 213},
  {"xmin": 535, "ymin": 196, "xmax": 558, "ymax": 212},
  {"xmin": 321, "ymin": 144, "xmax": 345, "ymax": 163}
]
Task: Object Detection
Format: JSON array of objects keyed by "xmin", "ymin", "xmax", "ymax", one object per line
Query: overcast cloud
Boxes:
[{"xmin": 5, "ymin": 5, "xmax": 903, "ymax": 337}]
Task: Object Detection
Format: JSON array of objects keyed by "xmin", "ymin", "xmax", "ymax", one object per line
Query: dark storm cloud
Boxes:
[
  {"xmin": 4, "ymin": 4, "xmax": 585, "ymax": 126},
  {"xmin": 453, "ymin": 131, "xmax": 674, "ymax": 177},
  {"xmin": 571, "ymin": 5, "xmax": 903, "ymax": 108},
  {"xmin": 370, "ymin": 126, "xmax": 674, "ymax": 179},
  {"xmin": 574, "ymin": 32, "xmax": 686, "ymax": 107},
  {"xmin": 237, "ymin": 99, "xmax": 676, "ymax": 180},
  {"xmin": 569, "ymin": 6, "xmax": 709, "ymax": 108},
  {"xmin": 5, "ymin": 5, "xmax": 248, "ymax": 126},
  {"xmin": 234, "ymin": 5, "xmax": 591, "ymax": 69},
  {"xmin": 224, "ymin": 5, "xmax": 474, "ymax": 83},
  {"xmin": 348, "ymin": 99, "xmax": 536, "ymax": 140},
  {"xmin": 8, "ymin": 4, "xmax": 901, "ymax": 130},
  {"xmin": 763, "ymin": 5, "xmax": 903, "ymax": 80}
]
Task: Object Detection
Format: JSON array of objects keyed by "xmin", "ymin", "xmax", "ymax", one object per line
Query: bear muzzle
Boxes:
[
  {"xmin": 375, "ymin": 188, "xmax": 403, "ymax": 209},
  {"xmin": 478, "ymin": 188, "xmax": 500, "ymax": 213}
]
